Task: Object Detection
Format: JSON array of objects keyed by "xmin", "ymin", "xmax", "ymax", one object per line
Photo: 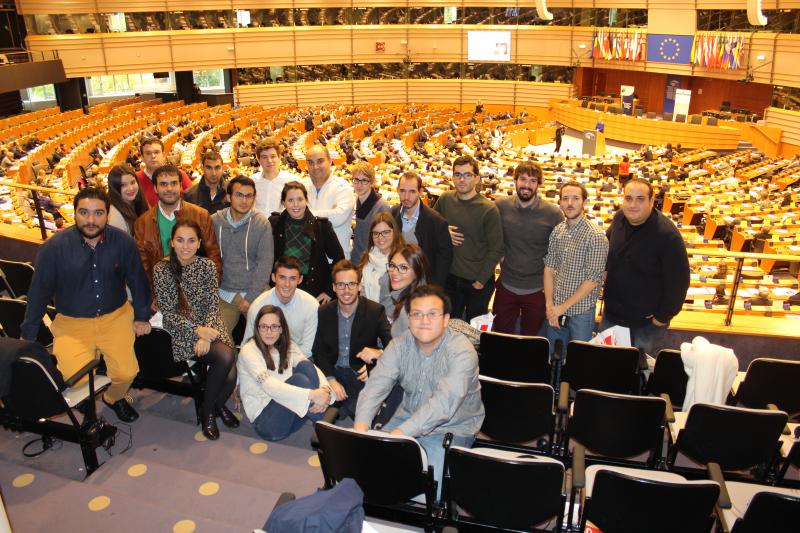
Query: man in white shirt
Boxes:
[
  {"xmin": 243, "ymin": 256, "xmax": 319, "ymax": 357},
  {"xmin": 250, "ymin": 137, "xmax": 295, "ymax": 216},
  {"xmin": 302, "ymin": 144, "xmax": 355, "ymax": 257}
]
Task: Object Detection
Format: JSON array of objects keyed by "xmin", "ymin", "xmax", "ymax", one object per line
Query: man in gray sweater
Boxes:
[
  {"xmin": 493, "ymin": 162, "xmax": 563, "ymax": 335},
  {"xmin": 211, "ymin": 175, "xmax": 275, "ymax": 335}
]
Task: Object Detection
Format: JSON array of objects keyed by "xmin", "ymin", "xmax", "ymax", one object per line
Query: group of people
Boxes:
[{"xmin": 18, "ymin": 132, "xmax": 691, "ymax": 484}]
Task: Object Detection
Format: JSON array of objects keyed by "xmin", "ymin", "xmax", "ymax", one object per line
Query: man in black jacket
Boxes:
[
  {"xmin": 183, "ymin": 150, "xmax": 229, "ymax": 215},
  {"xmin": 391, "ymin": 172, "xmax": 453, "ymax": 286},
  {"xmin": 312, "ymin": 260, "xmax": 393, "ymax": 418},
  {"xmin": 602, "ymin": 178, "xmax": 690, "ymax": 367}
]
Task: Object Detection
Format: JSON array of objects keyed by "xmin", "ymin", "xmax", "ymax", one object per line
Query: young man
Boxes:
[
  {"xmin": 135, "ymin": 138, "xmax": 193, "ymax": 206},
  {"xmin": 243, "ymin": 256, "xmax": 319, "ymax": 357},
  {"xmin": 434, "ymin": 155, "xmax": 504, "ymax": 321},
  {"xmin": 302, "ymin": 144, "xmax": 355, "ymax": 257},
  {"xmin": 493, "ymin": 162, "xmax": 563, "ymax": 335},
  {"xmin": 602, "ymin": 178, "xmax": 690, "ymax": 366},
  {"xmin": 211, "ymin": 175, "xmax": 274, "ymax": 335},
  {"xmin": 543, "ymin": 181, "xmax": 608, "ymax": 351},
  {"xmin": 390, "ymin": 171, "xmax": 453, "ymax": 286},
  {"xmin": 354, "ymin": 285, "xmax": 484, "ymax": 488},
  {"xmin": 133, "ymin": 164, "xmax": 221, "ymax": 284},
  {"xmin": 250, "ymin": 138, "xmax": 295, "ymax": 216},
  {"xmin": 312, "ymin": 260, "xmax": 393, "ymax": 418},
  {"xmin": 21, "ymin": 188, "xmax": 151, "ymax": 422},
  {"xmin": 350, "ymin": 162, "xmax": 390, "ymax": 263},
  {"xmin": 184, "ymin": 150, "xmax": 229, "ymax": 214}
]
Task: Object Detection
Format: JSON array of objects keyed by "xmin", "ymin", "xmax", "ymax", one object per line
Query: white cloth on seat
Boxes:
[{"xmin": 680, "ymin": 336, "xmax": 738, "ymax": 411}]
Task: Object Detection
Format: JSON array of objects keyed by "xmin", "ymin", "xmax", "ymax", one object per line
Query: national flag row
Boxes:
[
  {"xmin": 591, "ymin": 29, "xmax": 646, "ymax": 62},
  {"xmin": 690, "ymin": 32, "xmax": 747, "ymax": 70}
]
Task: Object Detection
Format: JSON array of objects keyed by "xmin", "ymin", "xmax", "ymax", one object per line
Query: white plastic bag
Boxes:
[
  {"xmin": 469, "ymin": 312, "xmax": 495, "ymax": 332},
  {"xmin": 590, "ymin": 325, "xmax": 632, "ymax": 347}
]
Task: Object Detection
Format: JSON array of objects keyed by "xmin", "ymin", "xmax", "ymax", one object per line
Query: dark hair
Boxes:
[
  {"xmin": 281, "ymin": 180, "xmax": 308, "ymax": 202},
  {"xmin": 167, "ymin": 219, "xmax": 207, "ymax": 314},
  {"xmin": 398, "ymin": 171, "xmax": 423, "ymax": 190},
  {"xmin": 73, "ymin": 186, "xmax": 110, "ymax": 212},
  {"xmin": 226, "ymin": 175, "xmax": 256, "ymax": 196},
  {"xmin": 360, "ymin": 212, "xmax": 403, "ymax": 269},
  {"xmin": 273, "ymin": 255, "xmax": 303, "ymax": 275},
  {"xmin": 452, "ymin": 155, "xmax": 479, "ymax": 176},
  {"xmin": 405, "ymin": 284, "xmax": 452, "ymax": 316},
  {"xmin": 201, "ymin": 150, "xmax": 223, "ymax": 166},
  {"xmin": 332, "ymin": 259, "xmax": 361, "ymax": 283},
  {"xmin": 390, "ymin": 243, "xmax": 432, "ymax": 321},
  {"xmin": 152, "ymin": 164, "xmax": 181, "ymax": 186},
  {"xmin": 107, "ymin": 164, "xmax": 147, "ymax": 227},
  {"xmin": 624, "ymin": 177, "xmax": 654, "ymax": 199},
  {"xmin": 255, "ymin": 137, "xmax": 282, "ymax": 158},
  {"xmin": 140, "ymin": 137, "xmax": 164, "ymax": 154},
  {"xmin": 514, "ymin": 161, "xmax": 543, "ymax": 184},
  {"xmin": 560, "ymin": 180, "xmax": 588, "ymax": 201},
  {"xmin": 252, "ymin": 305, "xmax": 291, "ymax": 373}
]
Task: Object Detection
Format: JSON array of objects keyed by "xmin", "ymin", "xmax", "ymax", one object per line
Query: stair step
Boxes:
[{"xmin": 0, "ymin": 458, "xmax": 241, "ymax": 533}]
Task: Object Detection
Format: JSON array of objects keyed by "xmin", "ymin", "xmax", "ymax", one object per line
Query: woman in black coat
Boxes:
[{"xmin": 270, "ymin": 181, "xmax": 344, "ymax": 303}]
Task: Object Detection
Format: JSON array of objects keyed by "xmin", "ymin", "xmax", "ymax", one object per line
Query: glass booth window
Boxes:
[{"xmin": 87, "ymin": 73, "xmax": 176, "ymax": 97}]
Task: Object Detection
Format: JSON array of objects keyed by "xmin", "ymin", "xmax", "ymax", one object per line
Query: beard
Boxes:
[
  {"xmin": 517, "ymin": 186, "xmax": 535, "ymax": 201},
  {"xmin": 77, "ymin": 221, "xmax": 104, "ymax": 240}
]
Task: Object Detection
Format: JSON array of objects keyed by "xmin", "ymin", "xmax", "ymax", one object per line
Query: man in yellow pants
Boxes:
[{"xmin": 21, "ymin": 187, "xmax": 152, "ymax": 422}]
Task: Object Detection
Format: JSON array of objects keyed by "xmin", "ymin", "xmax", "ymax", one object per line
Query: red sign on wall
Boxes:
[{"xmin": 375, "ymin": 41, "xmax": 385, "ymax": 52}]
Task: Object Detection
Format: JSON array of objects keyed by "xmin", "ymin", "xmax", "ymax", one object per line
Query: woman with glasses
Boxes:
[
  {"xmin": 237, "ymin": 305, "xmax": 334, "ymax": 441},
  {"xmin": 270, "ymin": 181, "xmax": 344, "ymax": 303},
  {"xmin": 359, "ymin": 212, "xmax": 403, "ymax": 310},
  {"xmin": 152, "ymin": 220, "xmax": 238, "ymax": 441},
  {"xmin": 350, "ymin": 162, "xmax": 391, "ymax": 263},
  {"xmin": 387, "ymin": 243, "xmax": 432, "ymax": 337}
]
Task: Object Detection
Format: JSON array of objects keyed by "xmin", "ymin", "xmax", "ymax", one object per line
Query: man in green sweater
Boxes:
[{"xmin": 434, "ymin": 155, "xmax": 504, "ymax": 321}]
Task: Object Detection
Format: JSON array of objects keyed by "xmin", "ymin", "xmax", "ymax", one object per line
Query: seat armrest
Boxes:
[
  {"xmin": 64, "ymin": 359, "xmax": 101, "ymax": 388},
  {"xmin": 707, "ymin": 463, "xmax": 731, "ymax": 509},
  {"xmin": 558, "ymin": 381, "xmax": 570, "ymax": 413},
  {"xmin": 660, "ymin": 393, "xmax": 675, "ymax": 423},
  {"xmin": 767, "ymin": 403, "xmax": 791, "ymax": 435},
  {"xmin": 572, "ymin": 444, "xmax": 586, "ymax": 489}
]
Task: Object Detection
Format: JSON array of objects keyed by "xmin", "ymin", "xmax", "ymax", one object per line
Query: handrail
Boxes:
[
  {"xmin": 0, "ymin": 179, "xmax": 76, "ymax": 197},
  {"xmin": 685, "ymin": 247, "xmax": 799, "ymax": 263}
]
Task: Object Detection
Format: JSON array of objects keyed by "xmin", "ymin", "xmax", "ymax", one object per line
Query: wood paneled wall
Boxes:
[{"xmin": 764, "ymin": 107, "xmax": 800, "ymax": 156}]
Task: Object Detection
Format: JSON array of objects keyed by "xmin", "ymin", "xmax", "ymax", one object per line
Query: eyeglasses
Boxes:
[
  {"xmin": 334, "ymin": 281, "xmax": 359, "ymax": 290},
  {"xmin": 371, "ymin": 229, "xmax": 393, "ymax": 239},
  {"xmin": 387, "ymin": 262, "xmax": 411, "ymax": 274},
  {"xmin": 453, "ymin": 172, "xmax": 476, "ymax": 180},
  {"xmin": 257, "ymin": 324, "xmax": 283, "ymax": 333},
  {"xmin": 352, "ymin": 177, "xmax": 371, "ymax": 185},
  {"xmin": 408, "ymin": 310, "xmax": 444, "ymax": 321},
  {"xmin": 233, "ymin": 192, "xmax": 255, "ymax": 199}
]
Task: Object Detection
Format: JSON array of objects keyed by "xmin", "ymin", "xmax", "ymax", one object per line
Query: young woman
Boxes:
[
  {"xmin": 237, "ymin": 305, "xmax": 334, "ymax": 441},
  {"xmin": 359, "ymin": 212, "xmax": 403, "ymax": 310},
  {"xmin": 386, "ymin": 243, "xmax": 432, "ymax": 337},
  {"xmin": 350, "ymin": 162, "xmax": 390, "ymax": 263},
  {"xmin": 270, "ymin": 181, "xmax": 344, "ymax": 303},
  {"xmin": 152, "ymin": 220, "xmax": 238, "ymax": 440},
  {"xmin": 107, "ymin": 164, "xmax": 148, "ymax": 234}
]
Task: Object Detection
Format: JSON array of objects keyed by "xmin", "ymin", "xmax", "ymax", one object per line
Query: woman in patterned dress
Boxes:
[{"xmin": 153, "ymin": 219, "xmax": 238, "ymax": 440}]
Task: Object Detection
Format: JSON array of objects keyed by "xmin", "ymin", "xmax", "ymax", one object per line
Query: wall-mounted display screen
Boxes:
[{"xmin": 467, "ymin": 31, "xmax": 511, "ymax": 62}]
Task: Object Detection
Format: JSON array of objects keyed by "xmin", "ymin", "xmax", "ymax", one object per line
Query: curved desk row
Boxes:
[{"xmin": 551, "ymin": 101, "xmax": 742, "ymax": 150}]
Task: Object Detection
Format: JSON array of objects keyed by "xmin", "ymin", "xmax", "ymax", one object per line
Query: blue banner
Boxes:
[
  {"xmin": 620, "ymin": 85, "xmax": 635, "ymax": 115},
  {"xmin": 647, "ymin": 34, "xmax": 694, "ymax": 64}
]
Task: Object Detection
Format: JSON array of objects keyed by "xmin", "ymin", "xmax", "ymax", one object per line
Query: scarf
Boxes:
[
  {"xmin": 355, "ymin": 189, "xmax": 380, "ymax": 220},
  {"xmin": 361, "ymin": 247, "xmax": 389, "ymax": 302}
]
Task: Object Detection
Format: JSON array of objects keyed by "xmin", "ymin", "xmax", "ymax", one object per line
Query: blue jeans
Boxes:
[
  {"xmin": 545, "ymin": 309, "xmax": 596, "ymax": 357},
  {"xmin": 383, "ymin": 414, "xmax": 475, "ymax": 496},
  {"xmin": 253, "ymin": 360, "xmax": 325, "ymax": 441},
  {"xmin": 600, "ymin": 316, "xmax": 667, "ymax": 370},
  {"xmin": 334, "ymin": 366, "xmax": 403, "ymax": 426}
]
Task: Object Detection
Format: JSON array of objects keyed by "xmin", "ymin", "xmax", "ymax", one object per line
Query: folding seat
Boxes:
[
  {"xmin": 690, "ymin": 115, "xmax": 703, "ymax": 124},
  {"xmin": 0, "ymin": 338, "xmax": 116, "ymax": 477},
  {"xmin": 443, "ymin": 446, "xmax": 566, "ymax": 532},
  {"xmin": 645, "ymin": 349, "xmax": 688, "ymax": 411},
  {"xmin": 675, "ymin": 114, "xmax": 687, "ymax": 122},
  {"xmin": 707, "ymin": 117, "xmax": 719, "ymax": 126},
  {"xmin": 314, "ymin": 421, "xmax": 437, "ymax": 531},
  {"xmin": 667, "ymin": 403, "xmax": 787, "ymax": 480},
  {"xmin": 478, "ymin": 331, "xmax": 552, "ymax": 384},
  {"xmin": 729, "ymin": 357, "xmax": 800, "ymax": 418},
  {"xmin": 634, "ymin": 107, "xmax": 644, "ymax": 117},
  {"xmin": 560, "ymin": 341, "xmax": 642, "ymax": 398},
  {"xmin": 663, "ymin": 112, "xmax": 674, "ymax": 122},
  {"xmin": 477, "ymin": 376, "xmax": 556, "ymax": 453},
  {"xmin": 572, "ymin": 444, "xmax": 721, "ymax": 533},
  {"xmin": 0, "ymin": 258, "xmax": 35, "ymax": 299},
  {"xmin": 646, "ymin": 112, "xmax": 657, "ymax": 119}
]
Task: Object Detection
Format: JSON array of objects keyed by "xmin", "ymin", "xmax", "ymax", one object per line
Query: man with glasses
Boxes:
[
  {"xmin": 211, "ymin": 175, "xmax": 274, "ymax": 335},
  {"xmin": 312, "ymin": 260, "xmax": 393, "ymax": 418},
  {"xmin": 434, "ymin": 155, "xmax": 504, "ymax": 321},
  {"xmin": 350, "ymin": 162, "xmax": 390, "ymax": 263},
  {"xmin": 493, "ymin": 162, "xmax": 563, "ymax": 335},
  {"xmin": 243, "ymin": 256, "xmax": 319, "ymax": 356},
  {"xmin": 354, "ymin": 284, "xmax": 484, "ymax": 490}
]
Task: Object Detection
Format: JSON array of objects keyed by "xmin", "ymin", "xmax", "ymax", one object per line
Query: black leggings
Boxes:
[{"xmin": 199, "ymin": 341, "xmax": 237, "ymax": 418}]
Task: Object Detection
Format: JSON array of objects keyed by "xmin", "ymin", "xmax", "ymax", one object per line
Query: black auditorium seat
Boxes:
[
  {"xmin": 645, "ymin": 349, "xmax": 688, "ymax": 411},
  {"xmin": 729, "ymin": 357, "xmax": 800, "ymax": 418},
  {"xmin": 560, "ymin": 341, "xmax": 642, "ymax": 397},
  {"xmin": 478, "ymin": 331, "xmax": 552, "ymax": 384},
  {"xmin": 0, "ymin": 259, "xmax": 35, "ymax": 299}
]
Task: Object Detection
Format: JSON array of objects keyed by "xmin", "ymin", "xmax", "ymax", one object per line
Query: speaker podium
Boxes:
[{"xmin": 582, "ymin": 129, "xmax": 606, "ymax": 156}]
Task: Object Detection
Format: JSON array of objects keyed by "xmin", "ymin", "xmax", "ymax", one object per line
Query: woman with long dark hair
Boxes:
[
  {"xmin": 237, "ymin": 305, "xmax": 334, "ymax": 441},
  {"xmin": 386, "ymin": 242, "xmax": 432, "ymax": 337},
  {"xmin": 152, "ymin": 219, "xmax": 238, "ymax": 440},
  {"xmin": 359, "ymin": 211, "xmax": 403, "ymax": 310},
  {"xmin": 107, "ymin": 164, "xmax": 148, "ymax": 234}
]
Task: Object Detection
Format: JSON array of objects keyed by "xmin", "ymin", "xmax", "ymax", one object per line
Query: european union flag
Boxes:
[{"xmin": 647, "ymin": 34, "xmax": 694, "ymax": 64}]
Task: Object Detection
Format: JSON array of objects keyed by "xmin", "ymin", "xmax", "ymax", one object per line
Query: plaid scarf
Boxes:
[{"xmin": 285, "ymin": 216, "xmax": 312, "ymax": 274}]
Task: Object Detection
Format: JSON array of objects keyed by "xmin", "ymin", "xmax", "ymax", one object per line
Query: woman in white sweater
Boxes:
[{"xmin": 238, "ymin": 305, "xmax": 335, "ymax": 441}]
